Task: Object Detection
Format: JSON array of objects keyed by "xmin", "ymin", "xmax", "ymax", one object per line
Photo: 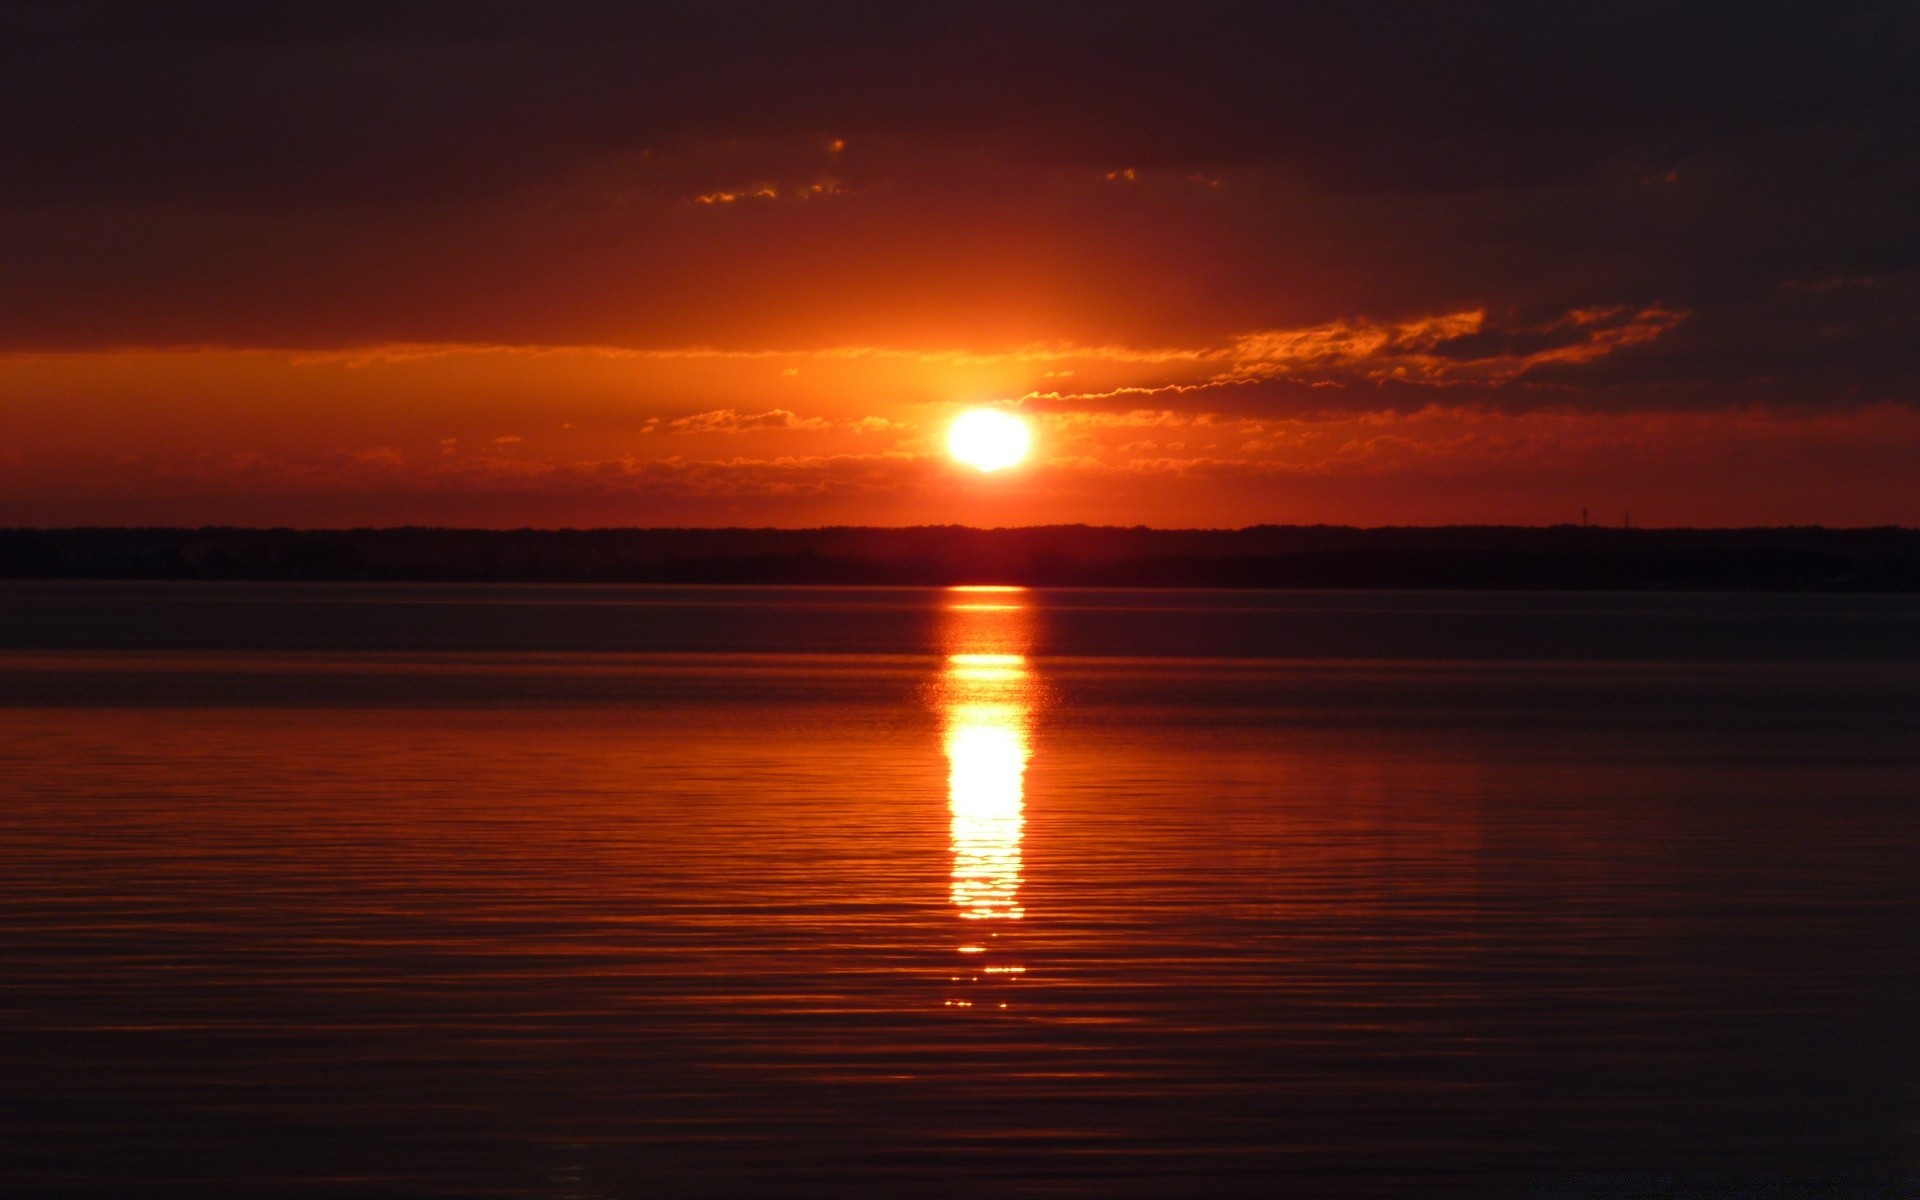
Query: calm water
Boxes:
[{"xmin": 2, "ymin": 583, "xmax": 1918, "ymax": 1197}]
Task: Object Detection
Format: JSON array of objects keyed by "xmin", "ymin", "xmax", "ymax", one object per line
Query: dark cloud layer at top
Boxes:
[
  {"xmin": 1, "ymin": 0, "xmax": 1917, "ymax": 416},
  {"xmin": 6, "ymin": 0, "xmax": 1913, "ymax": 204}
]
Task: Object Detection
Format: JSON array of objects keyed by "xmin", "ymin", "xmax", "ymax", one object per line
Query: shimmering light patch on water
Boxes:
[{"xmin": 940, "ymin": 593, "xmax": 1039, "ymax": 1014}]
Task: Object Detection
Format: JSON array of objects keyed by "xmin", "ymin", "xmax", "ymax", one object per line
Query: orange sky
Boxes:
[
  {"xmin": 6, "ymin": 340, "xmax": 1917, "ymax": 527},
  {"xmin": 3, "ymin": 6, "xmax": 1916, "ymax": 527}
]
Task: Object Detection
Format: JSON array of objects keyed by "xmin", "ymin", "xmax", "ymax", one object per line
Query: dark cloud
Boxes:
[
  {"xmin": 1, "ymin": 0, "xmax": 1917, "ymax": 415},
  {"xmin": 5, "ymin": 1, "xmax": 1912, "ymax": 204}
]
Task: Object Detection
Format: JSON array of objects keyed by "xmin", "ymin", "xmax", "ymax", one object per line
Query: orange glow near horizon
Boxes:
[{"xmin": 5, "ymin": 343, "xmax": 1920, "ymax": 527}]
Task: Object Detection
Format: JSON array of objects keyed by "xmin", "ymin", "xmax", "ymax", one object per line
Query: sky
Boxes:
[{"xmin": 3, "ymin": 1, "xmax": 1918, "ymax": 528}]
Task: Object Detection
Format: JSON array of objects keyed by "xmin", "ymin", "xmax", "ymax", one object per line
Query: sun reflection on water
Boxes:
[
  {"xmin": 937, "ymin": 588, "xmax": 1040, "ymax": 1007},
  {"xmin": 947, "ymin": 699, "xmax": 1027, "ymax": 921}
]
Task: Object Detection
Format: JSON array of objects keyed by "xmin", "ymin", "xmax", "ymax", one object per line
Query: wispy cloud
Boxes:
[
  {"xmin": 660, "ymin": 408, "xmax": 832, "ymax": 434},
  {"xmin": 1225, "ymin": 305, "xmax": 1687, "ymax": 385},
  {"xmin": 236, "ymin": 304, "xmax": 1692, "ymax": 392}
]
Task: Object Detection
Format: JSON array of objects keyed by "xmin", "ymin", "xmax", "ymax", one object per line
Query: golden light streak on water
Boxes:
[
  {"xmin": 946, "ymin": 704, "xmax": 1027, "ymax": 921},
  {"xmin": 937, "ymin": 587, "xmax": 1040, "ymax": 1005}
]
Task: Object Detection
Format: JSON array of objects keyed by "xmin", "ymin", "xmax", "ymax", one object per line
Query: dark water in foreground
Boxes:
[{"xmin": 2, "ymin": 583, "xmax": 1918, "ymax": 1197}]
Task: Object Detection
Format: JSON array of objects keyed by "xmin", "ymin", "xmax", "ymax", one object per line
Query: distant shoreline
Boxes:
[{"xmin": 4, "ymin": 526, "xmax": 1917, "ymax": 592}]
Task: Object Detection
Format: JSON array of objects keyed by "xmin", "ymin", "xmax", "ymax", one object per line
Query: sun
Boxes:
[{"xmin": 948, "ymin": 408, "xmax": 1032, "ymax": 472}]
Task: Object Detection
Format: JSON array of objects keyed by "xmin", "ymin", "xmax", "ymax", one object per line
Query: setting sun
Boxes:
[{"xmin": 948, "ymin": 408, "xmax": 1032, "ymax": 473}]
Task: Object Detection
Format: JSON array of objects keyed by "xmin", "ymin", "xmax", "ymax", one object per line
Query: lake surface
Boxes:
[{"xmin": 2, "ymin": 583, "xmax": 1918, "ymax": 1197}]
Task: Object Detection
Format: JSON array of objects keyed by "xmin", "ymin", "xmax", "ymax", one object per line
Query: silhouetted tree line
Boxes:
[{"xmin": 1, "ymin": 525, "xmax": 1917, "ymax": 590}]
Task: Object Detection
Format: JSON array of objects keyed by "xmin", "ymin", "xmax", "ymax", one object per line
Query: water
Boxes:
[{"xmin": 2, "ymin": 583, "xmax": 1917, "ymax": 1197}]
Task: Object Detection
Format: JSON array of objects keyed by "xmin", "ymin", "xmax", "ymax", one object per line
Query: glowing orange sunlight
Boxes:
[{"xmin": 947, "ymin": 408, "xmax": 1032, "ymax": 473}]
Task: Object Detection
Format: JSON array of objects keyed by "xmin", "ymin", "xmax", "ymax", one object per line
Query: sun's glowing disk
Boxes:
[{"xmin": 947, "ymin": 408, "xmax": 1032, "ymax": 472}]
